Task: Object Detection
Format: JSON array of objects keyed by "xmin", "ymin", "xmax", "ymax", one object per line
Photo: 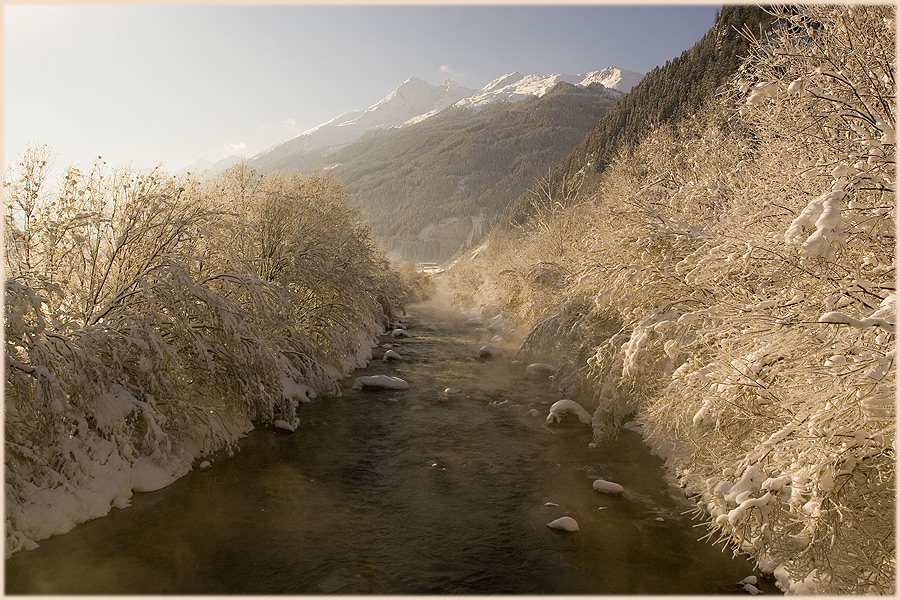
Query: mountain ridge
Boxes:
[{"xmin": 189, "ymin": 67, "xmax": 643, "ymax": 175}]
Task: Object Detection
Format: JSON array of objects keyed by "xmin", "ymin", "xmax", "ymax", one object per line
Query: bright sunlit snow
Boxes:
[{"xmin": 546, "ymin": 399, "xmax": 592, "ymax": 425}]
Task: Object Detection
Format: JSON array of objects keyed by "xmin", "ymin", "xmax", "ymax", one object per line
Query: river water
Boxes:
[{"xmin": 5, "ymin": 302, "xmax": 776, "ymax": 594}]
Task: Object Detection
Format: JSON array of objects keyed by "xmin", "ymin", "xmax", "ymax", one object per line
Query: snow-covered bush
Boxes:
[
  {"xmin": 4, "ymin": 153, "xmax": 408, "ymax": 555},
  {"xmin": 447, "ymin": 5, "xmax": 894, "ymax": 594}
]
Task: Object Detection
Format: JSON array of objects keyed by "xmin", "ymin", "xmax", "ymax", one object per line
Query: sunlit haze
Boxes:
[{"xmin": 4, "ymin": 3, "xmax": 719, "ymax": 171}]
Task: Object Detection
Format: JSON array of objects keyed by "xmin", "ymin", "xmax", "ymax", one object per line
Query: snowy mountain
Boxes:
[
  {"xmin": 454, "ymin": 67, "xmax": 643, "ymax": 109},
  {"xmin": 252, "ymin": 67, "xmax": 643, "ymax": 170},
  {"xmin": 319, "ymin": 80, "xmax": 623, "ymax": 262},
  {"xmin": 254, "ymin": 78, "xmax": 477, "ymax": 163}
]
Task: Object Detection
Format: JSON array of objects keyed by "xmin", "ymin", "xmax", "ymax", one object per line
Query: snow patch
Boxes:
[
  {"xmin": 546, "ymin": 399, "xmax": 592, "ymax": 425},
  {"xmin": 280, "ymin": 376, "xmax": 316, "ymax": 404}
]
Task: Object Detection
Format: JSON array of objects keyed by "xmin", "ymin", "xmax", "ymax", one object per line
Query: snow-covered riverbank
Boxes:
[
  {"xmin": 5, "ymin": 166, "xmax": 422, "ymax": 557},
  {"xmin": 6, "ymin": 303, "xmax": 771, "ymax": 594}
]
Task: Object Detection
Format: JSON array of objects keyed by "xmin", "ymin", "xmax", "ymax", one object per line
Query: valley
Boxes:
[{"xmin": 5, "ymin": 4, "xmax": 895, "ymax": 596}]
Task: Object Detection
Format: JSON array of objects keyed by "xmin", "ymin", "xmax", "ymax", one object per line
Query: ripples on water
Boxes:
[{"xmin": 5, "ymin": 303, "xmax": 777, "ymax": 594}]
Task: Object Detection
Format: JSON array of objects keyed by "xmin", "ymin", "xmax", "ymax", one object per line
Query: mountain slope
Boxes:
[
  {"xmin": 322, "ymin": 81, "xmax": 623, "ymax": 261},
  {"xmin": 252, "ymin": 67, "xmax": 642, "ymax": 175},
  {"xmin": 499, "ymin": 5, "xmax": 779, "ymax": 227},
  {"xmin": 252, "ymin": 78, "xmax": 477, "ymax": 172}
]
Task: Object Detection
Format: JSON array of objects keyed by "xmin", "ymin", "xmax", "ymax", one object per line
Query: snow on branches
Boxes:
[
  {"xmin": 4, "ymin": 156, "xmax": 408, "ymax": 556},
  {"xmin": 448, "ymin": 4, "xmax": 894, "ymax": 594}
]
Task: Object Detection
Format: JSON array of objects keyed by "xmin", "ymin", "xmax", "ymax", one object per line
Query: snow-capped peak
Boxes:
[
  {"xmin": 580, "ymin": 66, "xmax": 644, "ymax": 93},
  {"xmin": 251, "ymin": 66, "xmax": 643, "ymax": 163},
  {"xmin": 272, "ymin": 77, "xmax": 478, "ymax": 155},
  {"xmin": 454, "ymin": 67, "xmax": 643, "ymax": 109}
]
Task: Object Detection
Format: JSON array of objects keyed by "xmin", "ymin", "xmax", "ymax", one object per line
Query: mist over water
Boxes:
[{"xmin": 5, "ymin": 300, "xmax": 776, "ymax": 594}]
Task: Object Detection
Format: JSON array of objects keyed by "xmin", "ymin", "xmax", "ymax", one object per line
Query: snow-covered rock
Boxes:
[
  {"xmin": 546, "ymin": 399, "xmax": 592, "ymax": 425},
  {"xmin": 383, "ymin": 349, "xmax": 402, "ymax": 361},
  {"xmin": 273, "ymin": 419, "xmax": 296, "ymax": 433},
  {"xmin": 592, "ymin": 478, "xmax": 625, "ymax": 494},
  {"xmin": 391, "ymin": 328, "xmax": 412, "ymax": 338},
  {"xmin": 352, "ymin": 375, "xmax": 410, "ymax": 390},
  {"xmin": 526, "ymin": 362, "xmax": 557, "ymax": 377},
  {"xmin": 546, "ymin": 516, "xmax": 580, "ymax": 532},
  {"xmin": 478, "ymin": 344, "xmax": 502, "ymax": 358}
]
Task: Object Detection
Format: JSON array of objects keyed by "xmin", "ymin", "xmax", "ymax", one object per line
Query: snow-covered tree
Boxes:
[
  {"xmin": 4, "ymin": 152, "xmax": 409, "ymax": 555},
  {"xmin": 447, "ymin": 5, "xmax": 894, "ymax": 593}
]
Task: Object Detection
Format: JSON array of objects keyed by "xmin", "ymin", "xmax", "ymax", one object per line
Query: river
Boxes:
[{"xmin": 5, "ymin": 302, "xmax": 776, "ymax": 594}]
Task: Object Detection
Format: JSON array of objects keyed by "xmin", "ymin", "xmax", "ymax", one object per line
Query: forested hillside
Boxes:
[
  {"xmin": 4, "ymin": 155, "xmax": 424, "ymax": 554},
  {"xmin": 256, "ymin": 82, "xmax": 622, "ymax": 262},
  {"xmin": 500, "ymin": 5, "xmax": 778, "ymax": 227},
  {"xmin": 449, "ymin": 5, "xmax": 895, "ymax": 594}
]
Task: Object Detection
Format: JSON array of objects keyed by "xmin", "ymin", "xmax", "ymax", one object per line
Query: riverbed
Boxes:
[{"xmin": 5, "ymin": 302, "xmax": 776, "ymax": 594}]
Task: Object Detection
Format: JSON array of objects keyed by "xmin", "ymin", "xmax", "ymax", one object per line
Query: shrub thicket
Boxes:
[
  {"xmin": 449, "ymin": 5, "xmax": 895, "ymax": 593},
  {"xmin": 5, "ymin": 155, "xmax": 409, "ymax": 555}
]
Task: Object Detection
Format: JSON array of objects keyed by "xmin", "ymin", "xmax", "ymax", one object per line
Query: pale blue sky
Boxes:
[{"xmin": 5, "ymin": 3, "xmax": 720, "ymax": 172}]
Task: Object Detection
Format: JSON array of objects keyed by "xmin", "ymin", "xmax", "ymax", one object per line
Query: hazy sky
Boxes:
[{"xmin": 5, "ymin": 3, "xmax": 720, "ymax": 172}]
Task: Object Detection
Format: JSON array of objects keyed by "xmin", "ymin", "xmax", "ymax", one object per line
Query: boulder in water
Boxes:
[
  {"xmin": 478, "ymin": 344, "xmax": 502, "ymax": 359},
  {"xmin": 592, "ymin": 478, "xmax": 624, "ymax": 494},
  {"xmin": 352, "ymin": 375, "xmax": 410, "ymax": 390},
  {"xmin": 526, "ymin": 363, "xmax": 557, "ymax": 377},
  {"xmin": 383, "ymin": 350, "xmax": 402, "ymax": 361}
]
